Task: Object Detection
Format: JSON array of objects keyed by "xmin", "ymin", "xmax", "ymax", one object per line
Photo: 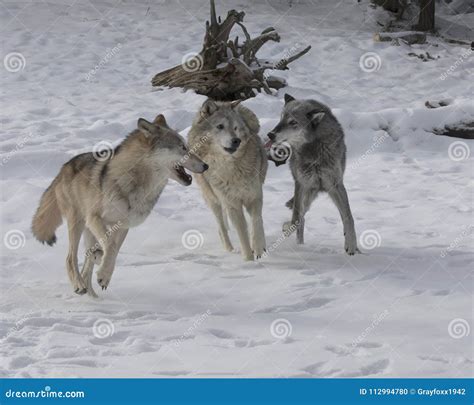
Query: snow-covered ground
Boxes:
[{"xmin": 1, "ymin": 0, "xmax": 473, "ymax": 378}]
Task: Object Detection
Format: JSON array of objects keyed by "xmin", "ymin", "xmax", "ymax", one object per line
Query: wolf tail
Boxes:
[{"xmin": 31, "ymin": 177, "xmax": 63, "ymax": 246}]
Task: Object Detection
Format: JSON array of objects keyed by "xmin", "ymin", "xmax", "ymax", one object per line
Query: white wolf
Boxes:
[{"xmin": 188, "ymin": 100, "xmax": 268, "ymax": 261}]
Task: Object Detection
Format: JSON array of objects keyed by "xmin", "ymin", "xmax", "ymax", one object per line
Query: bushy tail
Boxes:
[{"xmin": 31, "ymin": 178, "xmax": 62, "ymax": 246}]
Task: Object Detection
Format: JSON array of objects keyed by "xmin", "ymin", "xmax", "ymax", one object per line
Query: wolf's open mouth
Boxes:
[
  {"xmin": 174, "ymin": 164, "xmax": 192, "ymax": 185},
  {"xmin": 224, "ymin": 147, "xmax": 237, "ymax": 154}
]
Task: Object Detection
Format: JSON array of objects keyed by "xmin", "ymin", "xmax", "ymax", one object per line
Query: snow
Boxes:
[{"xmin": 1, "ymin": 0, "xmax": 473, "ymax": 378}]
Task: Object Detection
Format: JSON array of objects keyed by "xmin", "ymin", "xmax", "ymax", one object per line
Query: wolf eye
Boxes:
[
  {"xmin": 216, "ymin": 124, "xmax": 224, "ymax": 130},
  {"xmin": 234, "ymin": 126, "xmax": 238, "ymax": 131},
  {"xmin": 288, "ymin": 119, "xmax": 297, "ymax": 126}
]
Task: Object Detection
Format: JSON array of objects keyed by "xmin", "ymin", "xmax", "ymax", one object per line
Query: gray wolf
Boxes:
[
  {"xmin": 266, "ymin": 94, "xmax": 359, "ymax": 255},
  {"xmin": 188, "ymin": 100, "xmax": 267, "ymax": 261},
  {"xmin": 32, "ymin": 115, "xmax": 208, "ymax": 296}
]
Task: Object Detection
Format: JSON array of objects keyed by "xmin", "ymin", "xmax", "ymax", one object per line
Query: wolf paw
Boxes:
[
  {"xmin": 74, "ymin": 287, "xmax": 87, "ymax": 295},
  {"xmin": 344, "ymin": 237, "xmax": 359, "ymax": 256},
  {"xmin": 285, "ymin": 197, "xmax": 294, "ymax": 210},
  {"xmin": 253, "ymin": 247, "xmax": 266, "ymax": 260},
  {"xmin": 73, "ymin": 275, "xmax": 88, "ymax": 295},
  {"xmin": 97, "ymin": 271, "xmax": 111, "ymax": 290}
]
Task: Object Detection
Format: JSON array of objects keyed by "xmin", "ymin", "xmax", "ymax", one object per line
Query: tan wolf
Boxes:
[
  {"xmin": 188, "ymin": 100, "xmax": 267, "ymax": 261},
  {"xmin": 31, "ymin": 115, "xmax": 208, "ymax": 297}
]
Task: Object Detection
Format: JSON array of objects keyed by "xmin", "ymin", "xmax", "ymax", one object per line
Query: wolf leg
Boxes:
[
  {"xmin": 80, "ymin": 228, "xmax": 100, "ymax": 298},
  {"xmin": 247, "ymin": 197, "xmax": 266, "ymax": 259},
  {"xmin": 65, "ymin": 215, "xmax": 87, "ymax": 295},
  {"xmin": 290, "ymin": 182, "xmax": 306, "ymax": 244},
  {"xmin": 209, "ymin": 201, "xmax": 233, "ymax": 252},
  {"xmin": 328, "ymin": 182, "xmax": 359, "ymax": 255},
  {"xmin": 198, "ymin": 176, "xmax": 233, "ymax": 252},
  {"xmin": 287, "ymin": 183, "xmax": 319, "ymax": 244},
  {"xmin": 87, "ymin": 216, "xmax": 128, "ymax": 290},
  {"xmin": 228, "ymin": 205, "xmax": 253, "ymax": 261}
]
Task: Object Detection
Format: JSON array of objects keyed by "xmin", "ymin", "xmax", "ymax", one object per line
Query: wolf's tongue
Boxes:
[{"xmin": 264, "ymin": 140, "xmax": 273, "ymax": 149}]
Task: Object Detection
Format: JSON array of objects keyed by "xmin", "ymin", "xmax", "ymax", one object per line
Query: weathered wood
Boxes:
[
  {"xmin": 374, "ymin": 31, "xmax": 426, "ymax": 44},
  {"xmin": 151, "ymin": 0, "xmax": 310, "ymax": 100},
  {"xmin": 433, "ymin": 123, "xmax": 474, "ymax": 140}
]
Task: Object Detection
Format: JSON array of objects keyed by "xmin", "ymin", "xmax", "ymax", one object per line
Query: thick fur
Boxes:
[
  {"xmin": 267, "ymin": 94, "xmax": 359, "ymax": 254},
  {"xmin": 188, "ymin": 100, "xmax": 267, "ymax": 261},
  {"xmin": 31, "ymin": 115, "xmax": 208, "ymax": 296}
]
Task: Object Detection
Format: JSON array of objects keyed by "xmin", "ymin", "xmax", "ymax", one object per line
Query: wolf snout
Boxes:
[
  {"xmin": 267, "ymin": 132, "xmax": 276, "ymax": 141},
  {"xmin": 231, "ymin": 138, "xmax": 241, "ymax": 148}
]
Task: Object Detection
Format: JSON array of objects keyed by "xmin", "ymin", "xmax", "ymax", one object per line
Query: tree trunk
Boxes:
[{"xmin": 416, "ymin": 0, "xmax": 435, "ymax": 31}]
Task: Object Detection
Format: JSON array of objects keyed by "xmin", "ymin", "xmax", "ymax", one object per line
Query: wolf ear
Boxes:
[
  {"xmin": 230, "ymin": 100, "xmax": 242, "ymax": 109},
  {"xmin": 153, "ymin": 114, "xmax": 168, "ymax": 127},
  {"xmin": 137, "ymin": 118, "xmax": 156, "ymax": 137},
  {"xmin": 284, "ymin": 94, "xmax": 295, "ymax": 104},
  {"xmin": 307, "ymin": 111, "xmax": 325, "ymax": 128},
  {"xmin": 200, "ymin": 100, "xmax": 219, "ymax": 118}
]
